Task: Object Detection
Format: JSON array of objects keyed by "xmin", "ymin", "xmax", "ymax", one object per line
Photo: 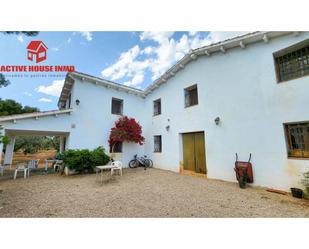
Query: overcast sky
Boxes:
[{"xmin": 0, "ymin": 31, "xmax": 248, "ymax": 111}]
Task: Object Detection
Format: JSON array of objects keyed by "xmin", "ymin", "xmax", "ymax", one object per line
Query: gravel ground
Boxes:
[{"xmin": 0, "ymin": 168, "xmax": 309, "ymax": 217}]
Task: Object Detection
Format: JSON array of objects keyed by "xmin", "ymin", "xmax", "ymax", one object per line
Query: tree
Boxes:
[
  {"xmin": 0, "ymin": 74, "xmax": 10, "ymax": 88},
  {"xmin": 108, "ymin": 116, "xmax": 145, "ymax": 153},
  {"xmin": 0, "ymin": 99, "xmax": 39, "ymax": 116},
  {"xmin": 0, "ymin": 31, "xmax": 39, "ymax": 88},
  {"xmin": 14, "ymin": 136, "xmax": 60, "ymax": 154}
]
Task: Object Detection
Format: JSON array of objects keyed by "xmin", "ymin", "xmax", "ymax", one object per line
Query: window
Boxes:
[
  {"xmin": 39, "ymin": 52, "xmax": 45, "ymax": 58},
  {"xmin": 153, "ymin": 98, "xmax": 161, "ymax": 116},
  {"xmin": 154, "ymin": 135, "xmax": 162, "ymax": 153},
  {"xmin": 110, "ymin": 142, "xmax": 122, "ymax": 153},
  {"xmin": 274, "ymin": 40, "xmax": 309, "ymax": 82},
  {"xmin": 111, "ymin": 98, "xmax": 123, "ymax": 115},
  {"xmin": 284, "ymin": 122, "xmax": 309, "ymax": 158},
  {"xmin": 184, "ymin": 84, "xmax": 198, "ymax": 107}
]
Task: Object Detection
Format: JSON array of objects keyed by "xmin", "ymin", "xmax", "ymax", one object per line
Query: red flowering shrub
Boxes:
[{"xmin": 108, "ymin": 116, "xmax": 145, "ymax": 151}]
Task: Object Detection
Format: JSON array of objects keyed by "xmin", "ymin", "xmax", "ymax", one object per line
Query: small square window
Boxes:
[
  {"xmin": 110, "ymin": 142, "xmax": 122, "ymax": 153},
  {"xmin": 111, "ymin": 98, "xmax": 123, "ymax": 115},
  {"xmin": 184, "ymin": 84, "xmax": 198, "ymax": 107},
  {"xmin": 153, "ymin": 98, "xmax": 161, "ymax": 116},
  {"xmin": 154, "ymin": 135, "xmax": 162, "ymax": 153}
]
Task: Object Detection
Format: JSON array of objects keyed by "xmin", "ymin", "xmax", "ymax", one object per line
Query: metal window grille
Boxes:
[
  {"xmin": 154, "ymin": 135, "xmax": 162, "ymax": 152},
  {"xmin": 111, "ymin": 98, "xmax": 123, "ymax": 115},
  {"xmin": 285, "ymin": 122, "xmax": 309, "ymax": 158},
  {"xmin": 184, "ymin": 85, "xmax": 198, "ymax": 107},
  {"xmin": 153, "ymin": 99, "xmax": 161, "ymax": 116},
  {"xmin": 275, "ymin": 42, "xmax": 309, "ymax": 82}
]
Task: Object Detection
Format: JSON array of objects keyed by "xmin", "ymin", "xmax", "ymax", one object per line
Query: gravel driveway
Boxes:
[{"xmin": 0, "ymin": 168, "xmax": 308, "ymax": 217}]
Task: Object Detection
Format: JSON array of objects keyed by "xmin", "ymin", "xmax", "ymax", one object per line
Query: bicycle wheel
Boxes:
[
  {"xmin": 144, "ymin": 159, "xmax": 153, "ymax": 168},
  {"xmin": 145, "ymin": 159, "xmax": 153, "ymax": 168},
  {"xmin": 129, "ymin": 159, "xmax": 139, "ymax": 168}
]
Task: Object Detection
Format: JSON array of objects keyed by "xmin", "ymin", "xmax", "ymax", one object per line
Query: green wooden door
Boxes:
[
  {"xmin": 183, "ymin": 133, "xmax": 196, "ymax": 171},
  {"xmin": 194, "ymin": 132, "xmax": 207, "ymax": 174},
  {"xmin": 182, "ymin": 132, "xmax": 207, "ymax": 174}
]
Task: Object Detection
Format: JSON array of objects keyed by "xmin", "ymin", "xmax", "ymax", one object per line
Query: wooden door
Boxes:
[
  {"xmin": 182, "ymin": 132, "xmax": 207, "ymax": 174},
  {"xmin": 194, "ymin": 132, "xmax": 207, "ymax": 174},
  {"xmin": 183, "ymin": 133, "xmax": 196, "ymax": 171}
]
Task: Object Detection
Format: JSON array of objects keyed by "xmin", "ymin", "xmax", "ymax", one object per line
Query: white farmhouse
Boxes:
[{"xmin": 1, "ymin": 31, "xmax": 309, "ymax": 191}]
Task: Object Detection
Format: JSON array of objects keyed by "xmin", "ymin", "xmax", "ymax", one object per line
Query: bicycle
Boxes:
[{"xmin": 129, "ymin": 154, "xmax": 153, "ymax": 169}]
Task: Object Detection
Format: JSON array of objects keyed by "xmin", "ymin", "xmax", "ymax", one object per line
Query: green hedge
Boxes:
[{"xmin": 57, "ymin": 146, "xmax": 110, "ymax": 173}]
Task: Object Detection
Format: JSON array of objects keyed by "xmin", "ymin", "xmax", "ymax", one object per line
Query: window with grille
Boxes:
[
  {"xmin": 111, "ymin": 98, "xmax": 123, "ymax": 115},
  {"xmin": 153, "ymin": 98, "xmax": 161, "ymax": 116},
  {"xmin": 274, "ymin": 40, "xmax": 309, "ymax": 82},
  {"xmin": 110, "ymin": 142, "xmax": 122, "ymax": 153},
  {"xmin": 284, "ymin": 122, "xmax": 309, "ymax": 158},
  {"xmin": 154, "ymin": 135, "xmax": 162, "ymax": 153},
  {"xmin": 184, "ymin": 84, "xmax": 198, "ymax": 107}
]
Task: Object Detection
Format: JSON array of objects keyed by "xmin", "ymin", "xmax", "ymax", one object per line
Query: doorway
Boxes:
[{"xmin": 182, "ymin": 132, "xmax": 207, "ymax": 174}]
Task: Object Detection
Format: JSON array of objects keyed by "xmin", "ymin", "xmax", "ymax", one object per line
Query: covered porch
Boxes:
[{"xmin": 0, "ymin": 109, "xmax": 73, "ymax": 171}]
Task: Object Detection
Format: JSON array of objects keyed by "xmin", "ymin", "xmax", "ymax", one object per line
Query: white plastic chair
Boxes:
[
  {"xmin": 53, "ymin": 160, "xmax": 63, "ymax": 172},
  {"xmin": 14, "ymin": 163, "xmax": 28, "ymax": 180},
  {"xmin": 111, "ymin": 161, "xmax": 123, "ymax": 176},
  {"xmin": 27, "ymin": 159, "xmax": 40, "ymax": 176}
]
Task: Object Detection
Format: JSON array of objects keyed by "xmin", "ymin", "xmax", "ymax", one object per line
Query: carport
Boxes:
[{"xmin": 0, "ymin": 109, "xmax": 73, "ymax": 166}]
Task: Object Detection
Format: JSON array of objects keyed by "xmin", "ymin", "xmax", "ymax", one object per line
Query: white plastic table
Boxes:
[{"xmin": 96, "ymin": 165, "xmax": 116, "ymax": 184}]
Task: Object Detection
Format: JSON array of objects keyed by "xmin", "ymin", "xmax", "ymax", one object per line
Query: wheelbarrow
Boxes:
[{"xmin": 234, "ymin": 153, "xmax": 253, "ymax": 189}]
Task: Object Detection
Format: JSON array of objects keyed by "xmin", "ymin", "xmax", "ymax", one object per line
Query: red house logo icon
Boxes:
[{"xmin": 26, "ymin": 41, "xmax": 48, "ymax": 63}]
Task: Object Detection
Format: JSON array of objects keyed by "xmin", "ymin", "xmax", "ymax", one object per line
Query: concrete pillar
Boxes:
[
  {"xmin": 0, "ymin": 142, "xmax": 3, "ymax": 164},
  {"xmin": 4, "ymin": 136, "xmax": 15, "ymax": 166},
  {"xmin": 59, "ymin": 136, "xmax": 64, "ymax": 153}
]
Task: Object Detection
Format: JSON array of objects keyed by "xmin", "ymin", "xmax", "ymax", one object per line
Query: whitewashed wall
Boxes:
[
  {"xmin": 143, "ymin": 33, "xmax": 309, "ymax": 191},
  {"xmin": 1, "ymin": 33, "xmax": 309, "ymax": 191},
  {"xmin": 67, "ymin": 79, "xmax": 146, "ymax": 166}
]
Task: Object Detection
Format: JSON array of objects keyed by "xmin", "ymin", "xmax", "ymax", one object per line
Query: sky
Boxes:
[{"xmin": 0, "ymin": 31, "xmax": 248, "ymax": 111}]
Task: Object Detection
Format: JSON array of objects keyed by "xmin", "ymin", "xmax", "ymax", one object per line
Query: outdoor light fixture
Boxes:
[
  {"xmin": 166, "ymin": 125, "xmax": 170, "ymax": 131},
  {"xmin": 75, "ymin": 99, "xmax": 80, "ymax": 106},
  {"xmin": 214, "ymin": 117, "xmax": 220, "ymax": 125}
]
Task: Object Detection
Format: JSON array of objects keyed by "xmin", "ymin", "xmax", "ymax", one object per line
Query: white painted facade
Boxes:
[{"xmin": 1, "ymin": 32, "xmax": 309, "ymax": 191}]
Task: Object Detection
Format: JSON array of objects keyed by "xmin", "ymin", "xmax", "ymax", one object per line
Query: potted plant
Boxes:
[{"xmin": 290, "ymin": 187, "xmax": 303, "ymax": 199}]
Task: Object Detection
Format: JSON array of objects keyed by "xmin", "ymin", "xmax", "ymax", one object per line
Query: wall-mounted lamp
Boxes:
[
  {"xmin": 166, "ymin": 125, "xmax": 170, "ymax": 131},
  {"xmin": 214, "ymin": 117, "xmax": 220, "ymax": 125},
  {"xmin": 75, "ymin": 99, "xmax": 80, "ymax": 106}
]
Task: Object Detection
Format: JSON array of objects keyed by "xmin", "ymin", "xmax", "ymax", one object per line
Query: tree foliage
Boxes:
[
  {"xmin": 108, "ymin": 116, "xmax": 145, "ymax": 149},
  {"xmin": 0, "ymin": 98, "xmax": 39, "ymax": 116},
  {"xmin": 14, "ymin": 136, "xmax": 60, "ymax": 154},
  {"xmin": 0, "ymin": 74, "xmax": 10, "ymax": 88}
]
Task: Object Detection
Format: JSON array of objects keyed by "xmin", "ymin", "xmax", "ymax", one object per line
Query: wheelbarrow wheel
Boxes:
[{"xmin": 238, "ymin": 175, "xmax": 247, "ymax": 189}]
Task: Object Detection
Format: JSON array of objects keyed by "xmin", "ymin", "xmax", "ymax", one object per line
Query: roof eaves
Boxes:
[
  {"xmin": 0, "ymin": 109, "xmax": 73, "ymax": 123},
  {"xmin": 144, "ymin": 31, "xmax": 295, "ymax": 95}
]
